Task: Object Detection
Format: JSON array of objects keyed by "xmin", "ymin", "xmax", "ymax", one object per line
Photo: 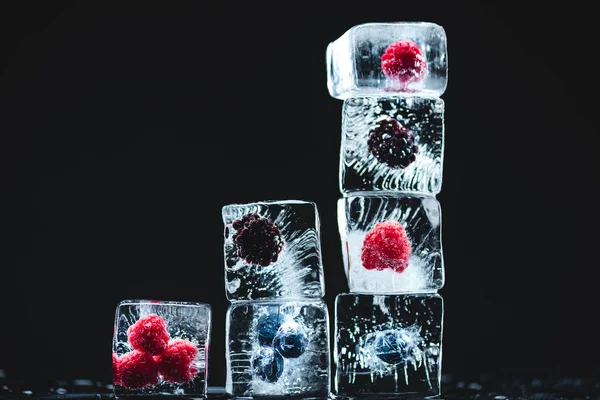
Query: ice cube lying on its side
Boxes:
[{"xmin": 327, "ymin": 22, "xmax": 448, "ymax": 100}]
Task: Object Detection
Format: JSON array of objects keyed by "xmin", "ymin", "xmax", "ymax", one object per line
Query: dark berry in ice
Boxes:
[
  {"xmin": 381, "ymin": 39, "xmax": 427, "ymax": 86},
  {"xmin": 252, "ymin": 346, "xmax": 284, "ymax": 383},
  {"xmin": 256, "ymin": 312, "xmax": 282, "ymax": 346},
  {"xmin": 112, "ymin": 352, "xmax": 122, "ymax": 386},
  {"xmin": 116, "ymin": 350, "xmax": 159, "ymax": 389},
  {"xmin": 374, "ymin": 330, "xmax": 411, "ymax": 365},
  {"xmin": 367, "ymin": 118, "xmax": 418, "ymax": 169},
  {"xmin": 127, "ymin": 314, "xmax": 170, "ymax": 355},
  {"xmin": 361, "ymin": 220, "xmax": 411, "ymax": 273},
  {"xmin": 156, "ymin": 338, "xmax": 199, "ymax": 383},
  {"xmin": 232, "ymin": 213, "xmax": 284, "ymax": 266},
  {"xmin": 272, "ymin": 320, "xmax": 309, "ymax": 359}
]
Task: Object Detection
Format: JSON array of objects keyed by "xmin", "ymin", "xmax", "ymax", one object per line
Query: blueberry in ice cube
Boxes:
[
  {"xmin": 256, "ymin": 312, "xmax": 282, "ymax": 346},
  {"xmin": 272, "ymin": 320, "xmax": 309, "ymax": 358},
  {"xmin": 251, "ymin": 346, "xmax": 284, "ymax": 383},
  {"xmin": 373, "ymin": 329, "xmax": 412, "ymax": 365}
]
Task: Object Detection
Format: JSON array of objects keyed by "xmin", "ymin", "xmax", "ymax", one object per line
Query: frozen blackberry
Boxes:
[
  {"xmin": 367, "ymin": 118, "xmax": 418, "ymax": 169},
  {"xmin": 232, "ymin": 213, "xmax": 284, "ymax": 266}
]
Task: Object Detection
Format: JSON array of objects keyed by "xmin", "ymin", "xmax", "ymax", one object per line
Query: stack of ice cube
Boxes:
[
  {"xmin": 327, "ymin": 22, "xmax": 447, "ymax": 399},
  {"xmin": 221, "ymin": 200, "xmax": 331, "ymax": 399}
]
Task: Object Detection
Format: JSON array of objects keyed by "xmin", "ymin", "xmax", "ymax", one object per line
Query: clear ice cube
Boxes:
[
  {"xmin": 327, "ymin": 22, "xmax": 448, "ymax": 100},
  {"xmin": 340, "ymin": 96, "xmax": 444, "ymax": 195},
  {"xmin": 338, "ymin": 193, "xmax": 444, "ymax": 293},
  {"xmin": 112, "ymin": 299, "xmax": 211, "ymax": 398},
  {"xmin": 226, "ymin": 299, "xmax": 330, "ymax": 398},
  {"xmin": 334, "ymin": 293, "xmax": 443, "ymax": 399},
  {"xmin": 222, "ymin": 200, "xmax": 325, "ymax": 301}
]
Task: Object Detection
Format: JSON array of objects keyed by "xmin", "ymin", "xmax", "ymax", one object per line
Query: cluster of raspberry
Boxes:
[
  {"xmin": 111, "ymin": 299, "xmax": 211, "ymax": 398},
  {"xmin": 327, "ymin": 22, "xmax": 448, "ymax": 399},
  {"xmin": 112, "ymin": 314, "xmax": 199, "ymax": 389}
]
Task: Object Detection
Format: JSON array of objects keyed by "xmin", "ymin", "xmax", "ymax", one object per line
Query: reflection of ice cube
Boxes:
[
  {"xmin": 340, "ymin": 96, "xmax": 444, "ymax": 195},
  {"xmin": 334, "ymin": 293, "xmax": 443, "ymax": 398},
  {"xmin": 338, "ymin": 193, "xmax": 444, "ymax": 293},
  {"xmin": 226, "ymin": 299, "xmax": 330, "ymax": 398},
  {"xmin": 222, "ymin": 200, "xmax": 325, "ymax": 301},
  {"xmin": 327, "ymin": 22, "xmax": 448, "ymax": 100},
  {"xmin": 112, "ymin": 300, "xmax": 211, "ymax": 398}
]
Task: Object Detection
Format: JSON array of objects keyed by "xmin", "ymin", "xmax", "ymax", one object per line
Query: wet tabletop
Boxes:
[{"xmin": 1, "ymin": 375, "xmax": 599, "ymax": 400}]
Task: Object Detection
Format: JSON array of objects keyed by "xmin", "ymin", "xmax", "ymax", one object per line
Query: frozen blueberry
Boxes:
[
  {"xmin": 256, "ymin": 312, "xmax": 282, "ymax": 346},
  {"xmin": 272, "ymin": 321, "xmax": 309, "ymax": 359},
  {"xmin": 374, "ymin": 330, "xmax": 411, "ymax": 365},
  {"xmin": 251, "ymin": 346, "xmax": 284, "ymax": 383}
]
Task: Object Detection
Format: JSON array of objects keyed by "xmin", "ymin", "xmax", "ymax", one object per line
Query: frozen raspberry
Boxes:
[
  {"xmin": 381, "ymin": 40, "xmax": 427, "ymax": 87},
  {"xmin": 156, "ymin": 338, "xmax": 199, "ymax": 383},
  {"xmin": 127, "ymin": 314, "xmax": 170, "ymax": 355},
  {"xmin": 232, "ymin": 213, "xmax": 284, "ymax": 266},
  {"xmin": 367, "ymin": 119, "xmax": 418, "ymax": 169},
  {"xmin": 361, "ymin": 220, "xmax": 411, "ymax": 273},
  {"xmin": 112, "ymin": 352, "xmax": 122, "ymax": 386},
  {"xmin": 116, "ymin": 350, "xmax": 159, "ymax": 389}
]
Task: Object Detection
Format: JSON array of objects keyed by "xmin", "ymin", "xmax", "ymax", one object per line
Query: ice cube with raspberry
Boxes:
[
  {"xmin": 338, "ymin": 193, "xmax": 444, "ymax": 293},
  {"xmin": 327, "ymin": 22, "xmax": 448, "ymax": 99},
  {"xmin": 112, "ymin": 300, "xmax": 211, "ymax": 397}
]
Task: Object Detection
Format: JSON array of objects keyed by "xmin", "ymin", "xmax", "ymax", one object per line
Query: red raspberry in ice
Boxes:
[
  {"xmin": 232, "ymin": 213, "xmax": 284, "ymax": 266},
  {"xmin": 156, "ymin": 338, "xmax": 199, "ymax": 383},
  {"xmin": 127, "ymin": 314, "xmax": 170, "ymax": 355},
  {"xmin": 361, "ymin": 220, "xmax": 411, "ymax": 273},
  {"xmin": 116, "ymin": 350, "xmax": 159, "ymax": 389},
  {"xmin": 381, "ymin": 40, "xmax": 427, "ymax": 86},
  {"xmin": 112, "ymin": 352, "xmax": 122, "ymax": 386}
]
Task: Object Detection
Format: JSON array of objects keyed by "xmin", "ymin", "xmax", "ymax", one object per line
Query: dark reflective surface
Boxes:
[{"xmin": 1, "ymin": 374, "xmax": 600, "ymax": 400}]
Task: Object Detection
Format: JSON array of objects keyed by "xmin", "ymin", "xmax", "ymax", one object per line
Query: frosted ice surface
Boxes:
[
  {"xmin": 112, "ymin": 300, "xmax": 211, "ymax": 398},
  {"xmin": 340, "ymin": 96, "xmax": 444, "ymax": 195},
  {"xmin": 334, "ymin": 293, "xmax": 443, "ymax": 398},
  {"xmin": 327, "ymin": 22, "xmax": 448, "ymax": 100},
  {"xmin": 337, "ymin": 193, "xmax": 444, "ymax": 293},
  {"xmin": 226, "ymin": 299, "xmax": 330, "ymax": 398},
  {"xmin": 222, "ymin": 200, "xmax": 325, "ymax": 301}
]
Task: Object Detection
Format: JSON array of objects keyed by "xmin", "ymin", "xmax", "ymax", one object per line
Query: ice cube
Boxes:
[
  {"xmin": 226, "ymin": 299, "xmax": 330, "ymax": 398},
  {"xmin": 112, "ymin": 300, "xmax": 211, "ymax": 398},
  {"xmin": 222, "ymin": 200, "xmax": 325, "ymax": 301},
  {"xmin": 327, "ymin": 22, "xmax": 448, "ymax": 100},
  {"xmin": 338, "ymin": 193, "xmax": 444, "ymax": 293},
  {"xmin": 340, "ymin": 96, "xmax": 444, "ymax": 195},
  {"xmin": 334, "ymin": 293, "xmax": 443, "ymax": 398}
]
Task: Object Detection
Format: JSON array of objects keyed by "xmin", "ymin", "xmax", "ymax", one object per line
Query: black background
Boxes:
[{"xmin": 1, "ymin": 1, "xmax": 599, "ymax": 389}]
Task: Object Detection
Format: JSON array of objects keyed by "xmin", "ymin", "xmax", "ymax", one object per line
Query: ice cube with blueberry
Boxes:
[
  {"xmin": 334, "ymin": 293, "xmax": 443, "ymax": 399},
  {"xmin": 338, "ymin": 193, "xmax": 444, "ymax": 293},
  {"xmin": 112, "ymin": 300, "xmax": 211, "ymax": 398},
  {"xmin": 222, "ymin": 200, "xmax": 325, "ymax": 301},
  {"xmin": 226, "ymin": 299, "xmax": 330, "ymax": 398},
  {"xmin": 340, "ymin": 96, "xmax": 444, "ymax": 195},
  {"xmin": 327, "ymin": 22, "xmax": 447, "ymax": 100}
]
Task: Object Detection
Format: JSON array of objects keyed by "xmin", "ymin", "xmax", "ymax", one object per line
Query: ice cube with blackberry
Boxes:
[
  {"xmin": 340, "ymin": 96, "xmax": 444, "ymax": 195},
  {"xmin": 222, "ymin": 200, "xmax": 325, "ymax": 301}
]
